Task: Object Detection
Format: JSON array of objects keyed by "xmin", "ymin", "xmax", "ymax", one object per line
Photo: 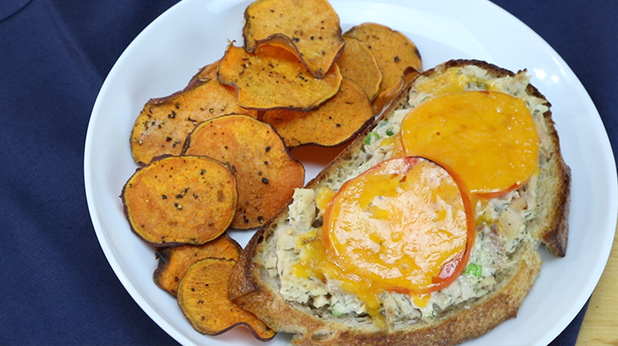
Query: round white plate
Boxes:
[{"xmin": 84, "ymin": 0, "xmax": 617, "ymax": 345}]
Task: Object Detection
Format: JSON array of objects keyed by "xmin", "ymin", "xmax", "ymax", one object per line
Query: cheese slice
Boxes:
[{"xmin": 398, "ymin": 90, "xmax": 539, "ymax": 197}]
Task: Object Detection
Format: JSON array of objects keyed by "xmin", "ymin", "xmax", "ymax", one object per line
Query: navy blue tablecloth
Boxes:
[{"xmin": 0, "ymin": 0, "xmax": 615, "ymax": 345}]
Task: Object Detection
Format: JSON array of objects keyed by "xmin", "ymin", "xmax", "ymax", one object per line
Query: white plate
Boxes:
[{"xmin": 84, "ymin": 0, "xmax": 617, "ymax": 345}]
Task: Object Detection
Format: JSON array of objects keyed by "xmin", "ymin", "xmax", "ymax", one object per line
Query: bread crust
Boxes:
[{"xmin": 229, "ymin": 59, "xmax": 571, "ymax": 345}]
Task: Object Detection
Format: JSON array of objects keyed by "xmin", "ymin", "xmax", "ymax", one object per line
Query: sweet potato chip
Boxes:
[
  {"xmin": 177, "ymin": 258, "xmax": 276, "ymax": 340},
  {"xmin": 217, "ymin": 44, "xmax": 342, "ymax": 111},
  {"xmin": 154, "ymin": 233, "xmax": 242, "ymax": 296},
  {"xmin": 187, "ymin": 59, "xmax": 221, "ymax": 88},
  {"xmin": 130, "ymin": 79, "xmax": 258, "ymax": 166},
  {"xmin": 263, "ymin": 78, "xmax": 374, "ymax": 147},
  {"xmin": 121, "ymin": 155, "xmax": 237, "ymax": 246},
  {"xmin": 344, "ymin": 22, "xmax": 422, "ymax": 113},
  {"xmin": 243, "ymin": 0, "xmax": 344, "ymax": 79},
  {"xmin": 337, "ymin": 36, "xmax": 382, "ymax": 101},
  {"xmin": 183, "ymin": 114, "xmax": 304, "ymax": 229}
]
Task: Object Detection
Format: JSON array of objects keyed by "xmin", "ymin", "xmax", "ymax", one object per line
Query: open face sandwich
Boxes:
[{"xmin": 228, "ymin": 59, "xmax": 571, "ymax": 346}]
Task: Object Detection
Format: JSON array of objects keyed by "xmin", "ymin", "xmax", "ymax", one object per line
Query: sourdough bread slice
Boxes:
[{"xmin": 228, "ymin": 59, "xmax": 571, "ymax": 346}]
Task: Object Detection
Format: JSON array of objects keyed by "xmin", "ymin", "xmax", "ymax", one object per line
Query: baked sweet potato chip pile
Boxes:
[
  {"xmin": 121, "ymin": 0, "xmax": 424, "ymax": 341},
  {"xmin": 183, "ymin": 114, "xmax": 305, "ymax": 229}
]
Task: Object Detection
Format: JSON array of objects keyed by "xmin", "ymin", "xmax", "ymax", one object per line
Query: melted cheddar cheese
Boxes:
[{"xmin": 398, "ymin": 90, "xmax": 539, "ymax": 197}]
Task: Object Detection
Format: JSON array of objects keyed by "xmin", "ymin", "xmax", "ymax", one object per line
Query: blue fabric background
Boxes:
[{"xmin": 0, "ymin": 0, "xmax": 615, "ymax": 345}]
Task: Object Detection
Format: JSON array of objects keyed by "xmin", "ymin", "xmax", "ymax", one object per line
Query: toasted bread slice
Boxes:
[{"xmin": 228, "ymin": 59, "xmax": 571, "ymax": 345}]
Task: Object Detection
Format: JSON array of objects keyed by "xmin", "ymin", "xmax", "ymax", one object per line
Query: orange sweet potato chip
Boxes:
[
  {"xmin": 217, "ymin": 44, "xmax": 342, "ymax": 111},
  {"xmin": 243, "ymin": 0, "xmax": 344, "ymax": 79},
  {"xmin": 121, "ymin": 155, "xmax": 237, "ymax": 246},
  {"xmin": 183, "ymin": 114, "xmax": 304, "ymax": 229},
  {"xmin": 337, "ymin": 36, "xmax": 382, "ymax": 101},
  {"xmin": 153, "ymin": 233, "xmax": 242, "ymax": 296},
  {"xmin": 177, "ymin": 258, "xmax": 276, "ymax": 340},
  {"xmin": 263, "ymin": 78, "xmax": 374, "ymax": 147},
  {"xmin": 186, "ymin": 59, "xmax": 221, "ymax": 88},
  {"xmin": 344, "ymin": 23, "xmax": 422, "ymax": 113},
  {"xmin": 130, "ymin": 79, "xmax": 258, "ymax": 166}
]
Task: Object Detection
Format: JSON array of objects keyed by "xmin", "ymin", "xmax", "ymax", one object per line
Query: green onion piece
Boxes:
[
  {"xmin": 385, "ymin": 129, "xmax": 394, "ymax": 136},
  {"xmin": 364, "ymin": 132, "xmax": 380, "ymax": 145},
  {"xmin": 331, "ymin": 310, "xmax": 345, "ymax": 317},
  {"xmin": 464, "ymin": 263, "xmax": 483, "ymax": 277}
]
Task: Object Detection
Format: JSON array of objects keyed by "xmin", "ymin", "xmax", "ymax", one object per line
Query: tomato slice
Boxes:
[{"xmin": 322, "ymin": 156, "xmax": 475, "ymax": 294}]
